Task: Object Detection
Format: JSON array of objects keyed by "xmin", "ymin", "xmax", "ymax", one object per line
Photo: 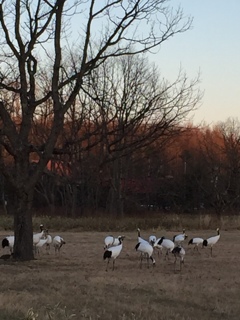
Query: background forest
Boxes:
[{"xmin": 2, "ymin": 117, "xmax": 239, "ymax": 218}]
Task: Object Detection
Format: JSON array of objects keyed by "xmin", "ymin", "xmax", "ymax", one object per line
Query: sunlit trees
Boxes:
[
  {"xmin": 215, "ymin": 119, "xmax": 240, "ymax": 211},
  {"xmin": 174, "ymin": 119, "xmax": 240, "ymax": 214}
]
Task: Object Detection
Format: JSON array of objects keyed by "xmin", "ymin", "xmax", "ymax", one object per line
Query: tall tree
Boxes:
[
  {"xmin": 0, "ymin": 0, "xmax": 193, "ymax": 260},
  {"xmin": 80, "ymin": 55, "xmax": 200, "ymax": 215}
]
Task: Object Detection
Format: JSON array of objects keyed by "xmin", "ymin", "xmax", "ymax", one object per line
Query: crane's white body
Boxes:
[
  {"xmin": 33, "ymin": 230, "xmax": 47, "ymax": 254},
  {"xmin": 173, "ymin": 230, "xmax": 188, "ymax": 244},
  {"xmin": 172, "ymin": 245, "xmax": 185, "ymax": 272},
  {"xmin": 53, "ymin": 235, "xmax": 66, "ymax": 254},
  {"xmin": 104, "ymin": 235, "xmax": 124, "ymax": 250},
  {"xmin": 154, "ymin": 237, "xmax": 174, "ymax": 259},
  {"xmin": 45, "ymin": 234, "xmax": 52, "ymax": 245},
  {"xmin": 45, "ymin": 234, "xmax": 52, "ymax": 253},
  {"xmin": 36, "ymin": 238, "xmax": 48, "ymax": 247},
  {"xmin": 35, "ymin": 238, "xmax": 49, "ymax": 255},
  {"xmin": 135, "ymin": 241, "xmax": 155, "ymax": 268},
  {"xmin": 33, "ymin": 230, "xmax": 46, "ymax": 245},
  {"xmin": 188, "ymin": 237, "xmax": 204, "ymax": 251},
  {"xmin": 152, "ymin": 235, "xmax": 163, "ymax": 256},
  {"xmin": 203, "ymin": 228, "xmax": 220, "ymax": 256},
  {"xmin": 103, "ymin": 242, "xmax": 123, "ymax": 271},
  {"xmin": 2, "ymin": 236, "xmax": 15, "ymax": 253}
]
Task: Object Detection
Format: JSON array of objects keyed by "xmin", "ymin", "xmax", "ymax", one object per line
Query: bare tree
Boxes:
[
  {"xmin": 79, "ymin": 55, "xmax": 201, "ymax": 215},
  {"xmin": 0, "ymin": 0, "xmax": 193, "ymax": 260}
]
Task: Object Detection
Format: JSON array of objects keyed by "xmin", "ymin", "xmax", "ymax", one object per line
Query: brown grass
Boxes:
[
  {"xmin": 1, "ymin": 211, "xmax": 240, "ymax": 232},
  {"xmin": 0, "ymin": 225, "xmax": 240, "ymax": 320}
]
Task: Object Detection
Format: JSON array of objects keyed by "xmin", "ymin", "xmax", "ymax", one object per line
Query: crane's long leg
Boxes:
[
  {"xmin": 174, "ymin": 256, "xmax": 177, "ymax": 272},
  {"xmin": 180, "ymin": 258, "xmax": 184, "ymax": 271},
  {"xmin": 164, "ymin": 250, "xmax": 168, "ymax": 261},
  {"xmin": 140, "ymin": 254, "xmax": 143, "ymax": 269},
  {"xmin": 106, "ymin": 258, "xmax": 110, "ymax": 271},
  {"xmin": 147, "ymin": 256, "xmax": 150, "ymax": 268},
  {"xmin": 150, "ymin": 256, "xmax": 155, "ymax": 267}
]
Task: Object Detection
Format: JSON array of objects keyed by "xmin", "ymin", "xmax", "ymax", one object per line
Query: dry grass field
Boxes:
[{"xmin": 0, "ymin": 225, "xmax": 240, "ymax": 320}]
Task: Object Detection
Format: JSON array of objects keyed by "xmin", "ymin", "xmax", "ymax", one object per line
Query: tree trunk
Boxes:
[
  {"xmin": 70, "ymin": 184, "xmax": 77, "ymax": 217},
  {"xmin": 107, "ymin": 158, "xmax": 124, "ymax": 216},
  {"xmin": 13, "ymin": 190, "xmax": 34, "ymax": 261}
]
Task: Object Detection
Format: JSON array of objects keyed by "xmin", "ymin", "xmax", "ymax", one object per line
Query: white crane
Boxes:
[
  {"xmin": 137, "ymin": 228, "xmax": 152, "ymax": 259},
  {"xmin": 154, "ymin": 237, "xmax": 174, "ymax": 259},
  {"xmin": 150, "ymin": 235, "xmax": 163, "ymax": 256},
  {"xmin": 104, "ymin": 235, "xmax": 125, "ymax": 250},
  {"xmin": 35, "ymin": 238, "xmax": 49, "ymax": 255},
  {"xmin": 188, "ymin": 237, "xmax": 204, "ymax": 252},
  {"xmin": 173, "ymin": 229, "xmax": 188, "ymax": 245},
  {"xmin": 33, "ymin": 229, "xmax": 47, "ymax": 254},
  {"xmin": 52, "ymin": 235, "xmax": 66, "ymax": 254},
  {"xmin": 2, "ymin": 235, "xmax": 15, "ymax": 253},
  {"xmin": 41, "ymin": 228, "xmax": 52, "ymax": 253},
  {"xmin": 2, "ymin": 224, "xmax": 46, "ymax": 255},
  {"xmin": 45, "ymin": 233, "xmax": 52, "ymax": 253},
  {"xmin": 202, "ymin": 228, "xmax": 220, "ymax": 256},
  {"xmin": 172, "ymin": 245, "xmax": 185, "ymax": 272},
  {"xmin": 33, "ymin": 229, "xmax": 47, "ymax": 244},
  {"xmin": 135, "ymin": 241, "xmax": 156, "ymax": 268},
  {"xmin": 103, "ymin": 238, "xmax": 124, "ymax": 271}
]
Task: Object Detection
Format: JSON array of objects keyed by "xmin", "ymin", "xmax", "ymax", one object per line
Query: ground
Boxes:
[{"xmin": 0, "ymin": 228, "xmax": 239, "ymax": 320}]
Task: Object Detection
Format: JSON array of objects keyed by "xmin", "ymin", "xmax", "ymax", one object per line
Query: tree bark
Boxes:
[
  {"xmin": 107, "ymin": 158, "xmax": 124, "ymax": 216},
  {"xmin": 13, "ymin": 190, "xmax": 34, "ymax": 261}
]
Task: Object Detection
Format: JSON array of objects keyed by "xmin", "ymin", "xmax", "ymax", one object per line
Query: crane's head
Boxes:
[
  {"xmin": 150, "ymin": 240, "xmax": 155, "ymax": 246},
  {"xmin": 118, "ymin": 235, "xmax": 125, "ymax": 242},
  {"xmin": 60, "ymin": 238, "xmax": 66, "ymax": 245}
]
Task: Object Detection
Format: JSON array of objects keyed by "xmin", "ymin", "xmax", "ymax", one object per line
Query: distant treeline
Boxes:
[{"xmin": 2, "ymin": 118, "xmax": 240, "ymax": 217}]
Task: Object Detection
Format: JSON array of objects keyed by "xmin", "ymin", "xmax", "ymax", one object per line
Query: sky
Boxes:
[{"xmin": 148, "ymin": 0, "xmax": 240, "ymax": 126}]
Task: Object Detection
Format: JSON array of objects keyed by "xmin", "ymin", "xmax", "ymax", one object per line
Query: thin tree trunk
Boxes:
[
  {"xmin": 71, "ymin": 184, "xmax": 77, "ymax": 217},
  {"xmin": 13, "ymin": 190, "xmax": 34, "ymax": 261},
  {"xmin": 107, "ymin": 158, "xmax": 124, "ymax": 216}
]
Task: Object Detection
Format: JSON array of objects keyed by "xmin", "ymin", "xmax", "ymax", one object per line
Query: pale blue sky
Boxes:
[
  {"xmin": 149, "ymin": 0, "xmax": 240, "ymax": 125},
  {"xmin": 69, "ymin": 1, "xmax": 239, "ymax": 126}
]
